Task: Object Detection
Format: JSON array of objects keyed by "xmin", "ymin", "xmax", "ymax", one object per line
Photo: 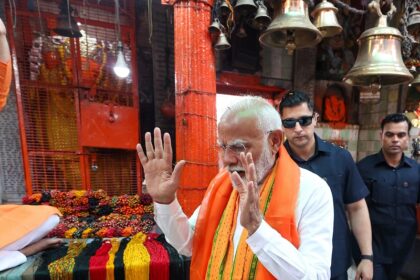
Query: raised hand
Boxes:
[
  {"xmin": 0, "ymin": 18, "xmax": 6, "ymax": 36},
  {"xmin": 0, "ymin": 17, "xmax": 10, "ymax": 63},
  {"xmin": 136, "ymin": 127, "xmax": 185, "ymax": 204},
  {"xmin": 230, "ymin": 152, "xmax": 262, "ymax": 235}
]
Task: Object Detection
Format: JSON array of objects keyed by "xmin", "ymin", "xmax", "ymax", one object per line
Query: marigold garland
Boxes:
[{"xmin": 23, "ymin": 190, "xmax": 155, "ymax": 238}]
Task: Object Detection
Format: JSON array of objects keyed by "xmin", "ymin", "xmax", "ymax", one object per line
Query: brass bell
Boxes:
[
  {"xmin": 343, "ymin": 3, "xmax": 413, "ymax": 87},
  {"xmin": 254, "ymin": 0, "xmax": 271, "ymax": 30},
  {"xmin": 209, "ymin": 18, "xmax": 222, "ymax": 34},
  {"xmin": 407, "ymin": 10, "xmax": 420, "ymax": 39},
  {"xmin": 220, "ymin": 0, "xmax": 231, "ymax": 16},
  {"xmin": 259, "ymin": 0, "xmax": 322, "ymax": 54},
  {"xmin": 215, "ymin": 32, "xmax": 231, "ymax": 50},
  {"xmin": 311, "ymin": 0, "xmax": 342, "ymax": 38},
  {"xmin": 54, "ymin": 0, "xmax": 82, "ymax": 38},
  {"xmin": 411, "ymin": 72, "xmax": 420, "ymax": 87},
  {"xmin": 234, "ymin": 0, "xmax": 257, "ymax": 17}
]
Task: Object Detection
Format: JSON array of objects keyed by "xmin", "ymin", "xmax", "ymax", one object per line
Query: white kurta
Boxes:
[{"xmin": 155, "ymin": 168, "xmax": 334, "ymax": 280}]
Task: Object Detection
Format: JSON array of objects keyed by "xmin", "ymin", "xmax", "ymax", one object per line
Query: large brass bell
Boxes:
[
  {"xmin": 343, "ymin": 2, "xmax": 413, "ymax": 88},
  {"xmin": 215, "ymin": 32, "xmax": 231, "ymax": 50},
  {"xmin": 407, "ymin": 10, "xmax": 420, "ymax": 40},
  {"xmin": 254, "ymin": 0, "xmax": 271, "ymax": 30},
  {"xmin": 234, "ymin": 0, "xmax": 257, "ymax": 16},
  {"xmin": 259, "ymin": 0, "xmax": 322, "ymax": 54},
  {"xmin": 209, "ymin": 18, "xmax": 222, "ymax": 34},
  {"xmin": 54, "ymin": 0, "xmax": 82, "ymax": 38},
  {"xmin": 311, "ymin": 0, "xmax": 342, "ymax": 38}
]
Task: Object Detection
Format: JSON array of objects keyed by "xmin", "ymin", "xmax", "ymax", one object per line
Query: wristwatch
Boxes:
[{"xmin": 360, "ymin": 254, "xmax": 374, "ymax": 262}]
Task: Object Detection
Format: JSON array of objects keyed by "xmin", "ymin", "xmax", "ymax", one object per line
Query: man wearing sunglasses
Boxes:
[
  {"xmin": 355, "ymin": 113, "xmax": 420, "ymax": 280},
  {"xmin": 279, "ymin": 91, "xmax": 373, "ymax": 280},
  {"xmin": 137, "ymin": 96, "xmax": 334, "ymax": 279}
]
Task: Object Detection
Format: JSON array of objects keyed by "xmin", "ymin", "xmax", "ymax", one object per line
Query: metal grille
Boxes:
[
  {"xmin": 29, "ymin": 152, "xmax": 82, "ymax": 192},
  {"xmin": 7, "ymin": 0, "xmax": 140, "ymax": 195},
  {"xmin": 88, "ymin": 149, "xmax": 137, "ymax": 196},
  {"xmin": 21, "ymin": 86, "xmax": 78, "ymax": 151}
]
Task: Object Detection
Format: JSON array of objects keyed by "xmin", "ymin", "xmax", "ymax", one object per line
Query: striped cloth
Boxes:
[{"xmin": 0, "ymin": 234, "xmax": 189, "ymax": 280}]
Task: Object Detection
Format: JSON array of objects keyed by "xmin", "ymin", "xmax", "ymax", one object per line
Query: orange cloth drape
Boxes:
[
  {"xmin": 0, "ymin": 205, "xmax": 61, "ymax": 249},
  {"xmin": 0, "ymin": 60, "xmax": 12, "ymax": 111},
  {"xmin": 190, "ymin": 145, "xmax": 301, "ymax": 279}
]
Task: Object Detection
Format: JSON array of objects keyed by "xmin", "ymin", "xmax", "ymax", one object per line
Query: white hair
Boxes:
[{"xmin": 220, "ymin": 96, "xmax": 282, "ymax": 132}]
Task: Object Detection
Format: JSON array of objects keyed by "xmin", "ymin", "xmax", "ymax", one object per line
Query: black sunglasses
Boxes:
[{"xmin": 282, "ymin": 114, "xmax": 314, "ymax": 129}]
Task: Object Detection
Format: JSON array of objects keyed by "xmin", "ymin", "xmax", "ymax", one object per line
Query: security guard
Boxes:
[
  {"xmin": 356, "ymin": 113, "xmax": 420, "ymax": 280},
  {"xmin": 280, "ymin": 91, "xmax": 373, "ymax": 280}
]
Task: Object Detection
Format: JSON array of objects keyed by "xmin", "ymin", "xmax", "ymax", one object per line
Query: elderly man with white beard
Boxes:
[{"xmin": 137, "ymin": 96, "xmax": 334, "ymax": 280}]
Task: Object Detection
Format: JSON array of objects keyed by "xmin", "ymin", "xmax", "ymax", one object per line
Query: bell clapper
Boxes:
[
  {"xmin": 370, "ymin": 82, "xmax": 381, "ymax": 95},
  {"xmin": 285, "ymin": 31, "xmax": 296, "ymax": 55}
]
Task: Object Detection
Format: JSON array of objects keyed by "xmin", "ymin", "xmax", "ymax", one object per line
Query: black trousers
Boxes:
[
  {"xmin": 373, "ymin": 262, "xmax": 404, "ymax": 280},
  {"xmin": 331, "ymin": 271, "xmax": 348, "ymax": 280}
]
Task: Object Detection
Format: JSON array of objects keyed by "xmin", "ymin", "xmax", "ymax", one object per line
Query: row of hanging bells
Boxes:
[
  {"xmin": 211, "ymin": 0, "xmax": 342, "ymax": 53},
  {"xmin": 211, "ymin": 0, "xmax": 414, "ymax": 89}
]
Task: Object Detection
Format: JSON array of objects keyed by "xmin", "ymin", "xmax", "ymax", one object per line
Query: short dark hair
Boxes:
[
  {"xmin": 381, "ymin": 113, "xmax": 412, "ymax": 132},
  {"xmin": 279, "ymin": 90, "xmax": 314, "ymax": 115}
]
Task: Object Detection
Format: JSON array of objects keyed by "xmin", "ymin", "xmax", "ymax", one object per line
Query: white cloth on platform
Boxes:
[{"xmin": 0, "ymin": 214, "xmax": 59, "ymax": 271}]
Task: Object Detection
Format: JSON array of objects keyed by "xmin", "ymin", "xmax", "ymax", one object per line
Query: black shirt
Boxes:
[
  {"xmin": 357, "ymin": 151, "xmax": 420, "ymax": 264},
  {"xmin": 285, "ymin": 134, "xmax": 369, "ymax": 277}
]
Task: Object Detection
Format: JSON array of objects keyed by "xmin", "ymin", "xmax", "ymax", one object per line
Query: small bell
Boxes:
[
  {"xmin": 311, "ymin": 0, "xmax": 342, "ymax": 38},
  {"xmin": 411, "ymin": 71, "xmax": 420, "ymax": 88},
  {"xmin": 209, "ymin": 18, "xmax": 222, "ymax": 34},
  {"xmin": 254, "ymin": 0, "xmax": 271, "ymax": 30},
  {"xmin": 53, "ymin": 0, "xmax": 82, "ymax": 38},
  {"xmin": 407, "ymin": 10, "xmax": 420, "ymax": 40},
  {"xmin": 215, "ymin": 32, "xmax": 231, "ymax": 50},
  {"xmin": 220, "ymin": 0, "xmax": 230, "ymax": 16},
  {"xmin": 234, "ymin": 0, "xmax": 257, "ymax": 16}
]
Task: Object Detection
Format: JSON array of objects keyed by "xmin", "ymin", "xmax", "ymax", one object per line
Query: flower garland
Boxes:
[
  {"xmin": 22, "ymin": 190, "xmax": 155, "ymax": 238},
  {"xmin": 405, "ymin": 58, "xmax": 420, "ymax": 69}
]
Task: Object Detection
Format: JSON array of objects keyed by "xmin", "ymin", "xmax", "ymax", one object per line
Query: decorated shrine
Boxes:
[{"xmin": 1, "ymin": 0, "xmax": 420, "ymax": 279}]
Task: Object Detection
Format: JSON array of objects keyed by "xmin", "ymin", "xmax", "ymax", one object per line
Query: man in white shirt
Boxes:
[{"xmin": 137, "ymin": 96, "xmax": 334, "ymax": 279}]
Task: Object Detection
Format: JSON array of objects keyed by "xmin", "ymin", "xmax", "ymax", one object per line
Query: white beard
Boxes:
[{"xmin": 220, "ymin": 143, "xmax": 274, "ymax": 189}]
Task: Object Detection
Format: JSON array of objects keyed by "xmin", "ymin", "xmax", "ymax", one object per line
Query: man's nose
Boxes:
[
  {"xmin": 294, "ymin": 122, "xmax": 303, "ymax": 132},
  {"xmin": 221, "ymin": 150, "xmax": 239, "ymax": 165},
  {"xmin": 391, "ymin": 135, "xmax": 400, "ymax": 142}
]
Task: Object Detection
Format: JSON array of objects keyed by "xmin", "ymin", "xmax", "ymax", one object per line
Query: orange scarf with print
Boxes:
[{"xmin": 190, "ymin": 145, "xmax": 300, "ymax": 280}]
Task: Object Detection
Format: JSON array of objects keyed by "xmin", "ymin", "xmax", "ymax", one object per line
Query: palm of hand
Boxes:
[
  {"xmin": 0, "ymin": 19, "xmax": 6, "ymax": 35},
  {"xmin": 137, "ymin": 129, "xmax": 185, "ymax": 204},
  {"xmin": 143, "ymin": 159, "xmax": 176, "ymax": 203}
]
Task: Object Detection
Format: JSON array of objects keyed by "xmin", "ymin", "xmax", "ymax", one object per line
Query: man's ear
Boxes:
[
  {"xmin": 313, "ymin": 112, "xmax": 319, "ymax": 127},
  {"xmin": 268, "ymin": 130, "xmax": 283, "ymax": 153}
]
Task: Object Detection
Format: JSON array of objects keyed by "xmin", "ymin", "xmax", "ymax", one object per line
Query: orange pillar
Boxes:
[{"xmin": 163, "ymin": 0, "xmax": 218, "ymax": 216}]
